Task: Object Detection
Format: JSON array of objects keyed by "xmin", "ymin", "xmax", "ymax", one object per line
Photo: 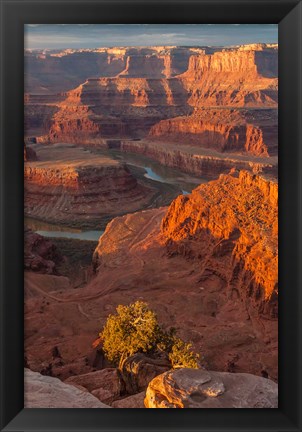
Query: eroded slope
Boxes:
[{"xmin": 25, "ymin": 171, "xmax": 278, "ymax": 381}]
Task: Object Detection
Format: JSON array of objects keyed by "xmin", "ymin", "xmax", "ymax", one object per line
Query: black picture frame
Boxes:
[{"xmin": 0, "ymin": 0, "xmax": 301, "ymax": 431}]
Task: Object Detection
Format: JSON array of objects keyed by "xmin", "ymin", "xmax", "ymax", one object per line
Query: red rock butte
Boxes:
[{"xmin": 25, "ymin": 44, "xmax": 278, "ymax": 163}]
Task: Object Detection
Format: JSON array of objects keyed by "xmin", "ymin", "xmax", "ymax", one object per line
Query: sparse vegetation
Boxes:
[
  {"xmin": 93, "ymin": 301, "xmax": 200, "ymax": 369},
  {"xmin": 168, "ymin": 337, "xmax": 199, "ymax": 369}
]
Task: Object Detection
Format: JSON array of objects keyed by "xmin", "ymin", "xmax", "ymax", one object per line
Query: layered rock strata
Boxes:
[
  {"xmin": 149, "ymin": 108, "xmax": 278, "ymax": 157},
  {"xmin": 118, "ymin": 140, "xmax": 277, "ymax": 179},
  {"xmin": 25, "ymin": 103, "xmax": 60, "ymax": 137},
  {"xmin": 25, "ymin": 44, "xmax": 278, "ymax": 162},
  {"xmin": 25, "ymin": 46, "xmax": 194, "ymax": 93},
  {"xmin": 178, "ymin": 45, "xmax": 277, "ymax": 108},
  {"xmin": 44, "ymin": 77, "xmax": 189, "ymax": 143},
  {"xmin": 24, "ymin": 144, "xmax": 156, "ymax": 227}
]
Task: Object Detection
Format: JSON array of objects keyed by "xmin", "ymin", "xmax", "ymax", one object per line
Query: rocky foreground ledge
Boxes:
[
  {"xmin": 24, "ymin": 368, "xmax": 110, "ymax": 408},
  {"xmin": 24, "ymin": 367, "xmax": 278, "ymax": 409},
  {"xmin": 144, "ymin": 368, "xmax": 278, "ymax": 408}
]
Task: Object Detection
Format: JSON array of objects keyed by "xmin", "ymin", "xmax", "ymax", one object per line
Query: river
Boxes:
[
  {"xmin": 25, "ymin": 217, "xmax": 104, "ymax": 241},
  {"xmin": 25, "ymin": 149, "xmax": 208, "ymax": 241},
  {"xmin": 109, "ymin": 149, "xmax": 206, "ymax": 193}
]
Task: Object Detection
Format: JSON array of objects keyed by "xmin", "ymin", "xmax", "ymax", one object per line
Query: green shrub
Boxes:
[
  {"xmin": 168, "ymin": 337, "xmax": 200, "ymax": 369},
  {"xmin": 95, "ymin": 301, "xmax": 161, "ymax": 365},
  {"xmin": 93, "ymin": 301, "xmax": 200, "ymax": 369}
]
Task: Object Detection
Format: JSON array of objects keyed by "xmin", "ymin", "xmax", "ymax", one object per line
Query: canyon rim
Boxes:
[{"xmin": 24, "ymin": 24, "xmax": 278, "ymax": 409}]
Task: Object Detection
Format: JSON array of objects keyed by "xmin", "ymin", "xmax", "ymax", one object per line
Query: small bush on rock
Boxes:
[
  {"xmin": 168, "ymin": 337, "xmax": 199, "ymax": 369},
  {"xmin": 93, "ymin": 301, "xmax": 200, "ymax": 369}
]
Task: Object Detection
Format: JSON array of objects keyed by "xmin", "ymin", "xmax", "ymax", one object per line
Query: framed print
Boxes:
[{"xmin": 0, "ymin": 0, "xmax": 301, "ymax": 431}]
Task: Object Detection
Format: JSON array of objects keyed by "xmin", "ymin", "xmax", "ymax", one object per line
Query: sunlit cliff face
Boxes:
[
  {"xmin": 161, "ymin": 171, "xmax": 278, "ymax": 300},
  {"xmin": 88, "ymin": 169, "xmax": 278, "ymax": 379}
]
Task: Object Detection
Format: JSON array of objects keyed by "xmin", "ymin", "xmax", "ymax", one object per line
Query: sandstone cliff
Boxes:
[
  {"xmin": 179, "ymin": 45, "xmax": 277, "ymax": 107},
  {"xmin": 118, "ymin": 140, "xmax": 277, "ymax": 178},
  {"xmin": 45, "ymin": 76, "xmax": 189, "ymax": 143},
  {"xmin": 147, "ymin": 44, "xmax": 278, "ymax": 156},
  {"xmin": 161, "ymin": 171, "xmax": 278, "ymax": 303},
  {"xmin": 25, "ymin": 46, "xmax": 193, "ymax": 93},
  {"xmin": 149, "ymin": 108, "xmax": 277, "ymax": 157},
  {"xmin": 26, "ymin": 44, "xmax": 277, "ymax": 162},
  {"xmin": 24, "ymin": 144, "xmax": 156, "ymax": 228},
  {"xmin": 90, "ymin": 170, "xmax": 278, "ymax": 379}
]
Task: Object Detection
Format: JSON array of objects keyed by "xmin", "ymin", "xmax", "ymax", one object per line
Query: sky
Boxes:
[{"xmin": 24, "ymin": 24, "xmax": 278, "ymax": 50}]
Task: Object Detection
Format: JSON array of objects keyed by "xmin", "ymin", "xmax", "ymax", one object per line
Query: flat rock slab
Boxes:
[
  {"xmin": 112, "ymin": 392, "xmax": 146, "ymax": 408},
  {"xmin": 64, "ymin": 368, "xmax": 122, "ymax": 393},
  {"xmin": 145, "ymin": 368, "xmax": 278, "ymax": 408},
  {"xmin": 24, "ymin": 368, "xmax": 110, "ymax": 408}
]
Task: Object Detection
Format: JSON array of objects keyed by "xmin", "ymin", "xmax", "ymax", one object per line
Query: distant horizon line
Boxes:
[{"xmin": 25, "ymin": 42, "xmax": 278, "ymax": 51}]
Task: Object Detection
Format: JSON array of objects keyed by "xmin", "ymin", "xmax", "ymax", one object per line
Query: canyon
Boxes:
[
  {"xmin": 25, "ymin": 44, "xmax": 278, "ymax": 174},
  {"xmin": 24, "ymin": 143, "xmax": 160, "ymax": 228},
  {"xmin": 24, "ymin": 171, "xmax": 278, "ymax": 408},
  {"xmin": 117, "ymin": 139, "xmax": 277, "ymax": 178},
  {"xmin": 24, "ymin": 42, "xmax": 278, "ymax": 408}
]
